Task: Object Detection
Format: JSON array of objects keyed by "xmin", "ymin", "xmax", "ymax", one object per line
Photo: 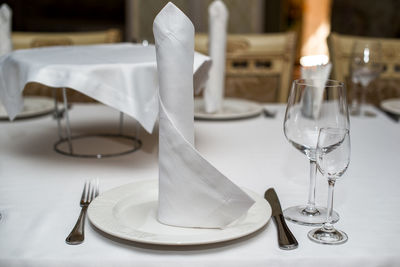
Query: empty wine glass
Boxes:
[
  {"xmin": 283, "ymin": 79, "xmax": 350, "ymax": 225},
  {"xmin": 350, "ymin": 40, "xmax": 383, "ymax": 117},
  {"xmin": 308, "ymin": 128, "xmax": 350, "ymax": 245}
]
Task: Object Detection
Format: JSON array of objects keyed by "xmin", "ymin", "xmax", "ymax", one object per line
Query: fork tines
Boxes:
[{"xmin": 81, "ymin": 179, "xmax": 99, "ymax": 205}]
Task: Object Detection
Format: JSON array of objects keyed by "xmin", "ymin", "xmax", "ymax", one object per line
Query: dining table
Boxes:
[
  {"xmin": 0, "ymin": 42, "xmax": 211, "ymax": 158},
  {"xmin": 0, "ymin": 102, "xmax": 399, "ymax": 267},
  {"xmin": 0, "ymin": 43, "xmax": 210, "ymax": 133}
]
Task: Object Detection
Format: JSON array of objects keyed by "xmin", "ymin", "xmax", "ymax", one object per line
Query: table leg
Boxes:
[
  {"xmin": 62, "ymin": 88, "xmax": 73, "ymax": 154},
  {"xmin": 119, "ymin": 112, "xmax": 124, "ymax": 134},
  {"xmin": 53, "ymin": 89, "xmax": 64, "ymax": 140}
]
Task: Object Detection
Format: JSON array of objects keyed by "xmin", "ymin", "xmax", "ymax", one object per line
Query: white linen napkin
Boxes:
[
  {"xmin": 0, "ymin": 4, "xmax": 12, "ymax": 56},
  {"xmin": 154, "ymin": 2, "xmax": 254, "ymax": 229},
  {"xmin": 204, "ymin": 0, "xmax": 228, "ymax": 113},
  {"xmin": 300, "ymin": 60, "xmax": 332, "ymax": 118}
]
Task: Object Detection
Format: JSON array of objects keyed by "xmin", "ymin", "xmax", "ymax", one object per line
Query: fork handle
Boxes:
[{"xmin": 66, "ymin": 206, "xmax": 88, "ymax": 245}]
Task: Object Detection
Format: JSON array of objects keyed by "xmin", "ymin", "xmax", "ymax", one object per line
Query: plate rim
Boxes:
[
  {"xmin": 0, "ymin": 96, "xmax": 57, "ymax": 120},
  {"xmin": 380, "ymin": 98, "xmax": 400, "ymax": 116},
  {"xmin": 88, "ymin": 179, "xmax": 271, "ymax": 246},
  {"xmin": 194, "ymin": 98, "xmax": 263, "ymax": 120}
]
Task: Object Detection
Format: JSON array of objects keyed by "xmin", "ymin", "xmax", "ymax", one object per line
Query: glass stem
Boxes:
[
  {"xmin": 350, "ymin": 83, "xmax": 359, "ymax": 113},
  {"xmin": 323, "ymin": 178, "xmax": 336, "ymax": 231},
  {"xmin": 304, "ymin": 160, "xmax": 318, "ymax": 214},
  {"xmin": 360, "ymin": 85, "xmax": 367, "ymax": 114}
]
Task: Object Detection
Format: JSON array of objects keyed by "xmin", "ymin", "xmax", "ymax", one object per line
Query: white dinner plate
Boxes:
[
  {"xmin": 194, "ymin": 98, "xmax": 263, "ymax": 120},
  {"xmin": 380, "ymin": 98, "xmax": 400, "ymax": 116},
  {"xmin": 88, "ymin": 179, "xmax": 271, "ymax": 246},
  {"xmin": 0, "ymin": 96, "xmax": 57, "ymax": 120}
]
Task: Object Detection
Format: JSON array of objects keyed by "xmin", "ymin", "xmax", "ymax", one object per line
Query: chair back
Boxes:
[
  {"xmin": 195, "ymin": 32, "xmax": 297, "ymax": 103},
  {"xmin": 328, "ymin": 32, "xmax": 400, "ymax": 105},
  {"xmin": 12, "ymin": 29, "xmax": 121, "ymax": 49}
]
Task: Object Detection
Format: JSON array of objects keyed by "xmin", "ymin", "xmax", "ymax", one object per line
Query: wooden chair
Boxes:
[
  {"xmin": 12, "ymin": 29, "xmax": 121, "ymax": 49},
  {"xmin": 195, "ymin": 32, "xmax": 297, "ymax": 103},
  {"xmin": 11, "ymin": 29, "xmax": 122, "ymax": 102},
  {"xmin": 328, "ymin": 32, "xmax": 400, "ymax": 106}
]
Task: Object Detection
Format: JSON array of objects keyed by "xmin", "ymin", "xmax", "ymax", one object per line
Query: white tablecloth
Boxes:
[
  {"xmin": 0, "ymin": 103, "xmax": 399, "ymax": 267},
  {"xmin": 0, "ymin": 43, "xmax": 210, "ymax": 133}
]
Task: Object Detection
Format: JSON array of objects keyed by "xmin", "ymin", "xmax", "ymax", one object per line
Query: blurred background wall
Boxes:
[
  {"xmin": 3, "ymin": 0, "xmax": 400, "ymax": 60},
  {"xmin": 2, "ymin": 0, "xmax": 294, "ymax": 41},
  {"xmin": 3, "ymin": 0, "xmax": 399, "ymax": 103},
  {"xmin": 331, "ymin": 0, "xmax": 400, "ymax": 38}
]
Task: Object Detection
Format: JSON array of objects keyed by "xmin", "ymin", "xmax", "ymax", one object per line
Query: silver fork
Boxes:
[
  {"xmin": 66, "ymin": 179, "xmax": 99, "ymax": 245},
  {"xmin": 263, "ymin": 107, "xmax": 277, "ymax": 118}
]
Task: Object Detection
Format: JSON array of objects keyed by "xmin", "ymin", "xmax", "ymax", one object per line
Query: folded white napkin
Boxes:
[
  {"xmin": 0, "ymin": 4, "xmax": 12, "ymax": 56},
  {"xmin": 154, "ymin": 2, "xmax": 254, "ymax": 229},
  {"xmin": 301, "ymin": 60, "xmax": 332, "ymax": 118},
  {"xmin": 204, "ymin": 0, "xmax": 228, "ymax": 113}
]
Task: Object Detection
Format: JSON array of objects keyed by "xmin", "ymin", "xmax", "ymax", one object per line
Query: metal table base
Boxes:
[{"xmin": 53, "ymin": 88, "xmax": 142, "ymax": 158}]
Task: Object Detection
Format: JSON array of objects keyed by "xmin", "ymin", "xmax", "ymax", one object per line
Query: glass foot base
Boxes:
[
  {"xmin": 283, "ymin": 205, "xmax": 339, "ymax": 226},
  {"xmin": 308, "ymin": 227, "xmax": 348, "ymax": 245}
]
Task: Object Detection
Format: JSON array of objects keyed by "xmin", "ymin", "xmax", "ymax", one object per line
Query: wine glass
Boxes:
[
  {"xmin": 308, "ymin": 127, "xmax": 350, "ymax": 245},
  {"xmin": 350, "ymin": 40, "xmax": 383, "ymax": 117},
  {"xmin": 283, "ymin": 79, "xmax": 350, "ymax": 225}
]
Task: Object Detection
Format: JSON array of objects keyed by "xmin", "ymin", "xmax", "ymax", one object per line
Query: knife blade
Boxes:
[{"xmin": 264, "ymin": 188, "xmax": 298, "ymax": 250}]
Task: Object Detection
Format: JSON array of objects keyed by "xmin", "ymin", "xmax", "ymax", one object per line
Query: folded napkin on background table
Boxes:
[
  {"xmin": 0, "ymin": 4, "xmax": 12, "ymax": 56},
  {"xmin": 300, "ymin": 58, "xmax": 332, "ymax": 118},
  {"xmin": 154, "ymin": 2, "xmax": 254, "ymax": 229},
  {"xmin": 203, "ymin": 0, "xmax": 228, "ymax": 113}
]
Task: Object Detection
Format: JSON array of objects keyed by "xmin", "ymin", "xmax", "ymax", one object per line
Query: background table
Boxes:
[
  {"xmin": 0, "ymin": 43, "xmax": 210, "ymax": 133},
  {"xmin": 0, "ymin": 103, "xmax": 399, "ymax": 267}
]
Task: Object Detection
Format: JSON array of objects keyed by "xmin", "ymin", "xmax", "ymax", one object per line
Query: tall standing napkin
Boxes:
[
  {"xmin": 300, "ymin": 57, "xmax": 332, "ymax": 118},
  {"xmin": 204, "ymin": 0, "xmax": 228, "ymax": 113},
  {"xmin": 0, "ymin": 4, "xmax": 12, "ymax": 56},
  {"xmin": 154, "ymin": 2, "xmax": 254, "ymax": 229}
]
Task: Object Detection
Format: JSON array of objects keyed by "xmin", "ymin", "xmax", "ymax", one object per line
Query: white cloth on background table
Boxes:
[
  {"xmin": 0, "ymin": 4, "xmax": 12, "ymax": 56},
  {"xmin": 0, "ymin": 43, "xmax": 211, "ymax": 133},
  {"xmin": 203, "ymin": 0, "xmax": 228, "ymax": 113},
  {"xmin": 154, "ymin": 2, "xmax": 254, "ymax": 229}
]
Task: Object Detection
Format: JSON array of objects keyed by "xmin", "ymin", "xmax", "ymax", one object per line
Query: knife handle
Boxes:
[{"xmin": 273, "ymin": 214, "xmax": 298, "ymax": 250}]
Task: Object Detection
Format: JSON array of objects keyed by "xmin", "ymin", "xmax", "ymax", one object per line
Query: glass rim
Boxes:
[{"xmin": 293, "ymin": 79, "xmax": 344, "ymax": 88}]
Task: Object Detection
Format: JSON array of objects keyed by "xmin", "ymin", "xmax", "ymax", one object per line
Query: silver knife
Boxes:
[{"xmin": 264, "ymin": 188, "xmax": 298, "ymax": 250}]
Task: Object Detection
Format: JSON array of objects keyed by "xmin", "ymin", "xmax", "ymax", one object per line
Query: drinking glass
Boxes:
[
  {"xmin": 283, "ymin": 79, "xmax": 350, "ymax": 225},
  {"xmin": 308, "ymin": 128, "xmax": 350, "ymax": 244},
  {"xmin": 350, "ymin": 40, "xmax": 383, "ymax": 116}
]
